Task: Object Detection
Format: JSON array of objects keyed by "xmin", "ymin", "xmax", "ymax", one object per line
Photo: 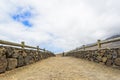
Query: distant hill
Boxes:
[{"xmin": 106, "ymin": 34, "xmax": 120, "ymax": 40}]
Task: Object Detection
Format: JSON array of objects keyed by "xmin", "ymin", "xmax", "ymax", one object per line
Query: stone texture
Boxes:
[
  {"xmin": 0, "ymin": 46, "xmax": 55, "ymax": 74},
  {"xmin": 106, "ymin": 59, "xmax": 113, "ymax": 66},
  {"xmin": 17, "ymin": 55, "xmax": 24, "ymax": 67},
  {"xmin": 102, "ymin": 57, "xmax": 107, "ymax": 63},
  {"xmin": 7, "ymin": 58, "xmax": 17, "ymax": 70},
  {"xmin": 0, "ymin": 57, "xmax": 7, "ymax": 73},
  {"xmin": 117, "ymin": 49, "xmax": 120, "ymax": 57},
  {"xmin": 0, "ymin": 47, "xmax": 6, "ymax": 57},
  {"xmin": 96, "ymin": 56, "xmax": 102, "ymax": 62},
  {"xmin": 5, "ymin": 47, "xmax": 14, "ymax": 58},
  {"xmin": 114, "ymin": 58, "xmax": 120, "ymax": 66},
  {"xmin": 66, "ymin": 48, "xmax": 120, "ymax": 68},
  {"xmin": 24, "ymin": 56, "xmax": 30, "ymax": 65},
  {"xmin": 12, "ymin": 50, "xmax": 20, "ymax": 58}
]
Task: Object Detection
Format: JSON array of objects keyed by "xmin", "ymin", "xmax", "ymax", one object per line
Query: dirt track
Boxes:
[{"xmin": 0, "ymin": 56, "xmax": 120, "ymax": 80}]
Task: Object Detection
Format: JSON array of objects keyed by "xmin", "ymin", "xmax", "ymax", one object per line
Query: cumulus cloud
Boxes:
[{"xmin": 0, "ymin": 0, "xmax": 120, "ymax": 53}]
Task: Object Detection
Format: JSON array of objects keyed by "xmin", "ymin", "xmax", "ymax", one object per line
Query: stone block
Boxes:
[
  {"xmin": 7, "ymin": 58, "xmax": 17, "ymax": 70},
  {"xmin": 102, "ymin": 57, "xmax": 107, "ymax": 63},
  {"xmin": 117, "ymin": 49, "xmax": 120, "ymax": 57},
  {"xmin": 107, "ymin": 54, "xmax": 112, "ymax": 59},
  {"xmin": 5, "ymin": 47, "xmax": 14, "ymax": 58},
  {"xmin": 114, "ymin": 58, "xmax": 120, "ymax": 66},
  {"xmin": 0, "ymin": 47, "xmax": 6, "ymax": 57},
  {"xmin": 96, "ymin": 56, "xmax": 102, "ymax": 62},
  {"xmin": 24, "ymin": 56, "xmax": 31, "ymax": 65},
  {"xmin": 12, "ymin": 50, "xmax": 22, "ymax": 58},
  {"xmin": 0, "ymin": 57, "xmax": 7, "ymax": 73},
  {"xmin": 106, "ymin": 59, "xmax": 113, "ymax": 66},
  {"xmin": 17, "ymin": 55, "xmax": 24, "ymax": 67}
]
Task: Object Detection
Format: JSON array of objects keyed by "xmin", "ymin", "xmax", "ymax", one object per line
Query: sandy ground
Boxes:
[{"xmin": 0, "ymin": 56, "xmax": 120, "ymax": 80}]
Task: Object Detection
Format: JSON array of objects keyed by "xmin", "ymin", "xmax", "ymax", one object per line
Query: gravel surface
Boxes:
[{"xmin": 0, "ymin": 57, "xmax": 120, "ymax": 80}]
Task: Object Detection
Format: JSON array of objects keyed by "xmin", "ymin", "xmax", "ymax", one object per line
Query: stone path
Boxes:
[{"xmin": 0, "ymin": 56, "xmax": 120, "ymax": 80}]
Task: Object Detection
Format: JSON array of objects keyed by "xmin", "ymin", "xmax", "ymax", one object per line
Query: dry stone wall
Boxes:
[
  {"xmin": 66, "ymin": 48, "xmax": 120, "ymax": 69},
  {"xmin": 0, "ymin": 46, "xmax": 55, "ymax": 73}
]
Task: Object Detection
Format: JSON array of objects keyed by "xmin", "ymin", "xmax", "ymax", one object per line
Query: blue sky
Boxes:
[
  {"xmin": 40, "ymin": 42, "xmax": 64, "ymax": 53},
  {"xmin": 0, "ymin": 0, "xmax": 120, "ymax": 53},
  {"xmin": 12, "ymin": 7, "xmax": 33, "ymax": 27}
]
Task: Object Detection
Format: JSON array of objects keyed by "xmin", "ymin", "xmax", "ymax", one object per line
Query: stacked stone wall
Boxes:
[
  {"xmin": 66, "ymin": 48, "xmax": 120, "ymax": 69},
  {"xmin": 0, "ymin": 46, "xmax": 55, "ymax": 73}
]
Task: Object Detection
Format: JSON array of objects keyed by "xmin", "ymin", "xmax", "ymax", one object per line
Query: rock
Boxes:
[
  {"xmin": 17, "ymin": 55, "xmax": 24, "ymax": 67},
  {"xmin": 38, "ymin": 52, "xmax": 42, "ymax": 60},
  {"xmin": 0, "ymin": 47, "xmax": 6, "ymax": 57},
  {"xmin": 7, "ymin": 58, "xmax": 17, "ymax": 70},
  {"xmin": 106, "ymin": 59, "xmax": 113, "ymax": 66},
  {"xmin": 103, "ymin": 50, "xmax": 109, "ymax": 57},
  {"xmin": 5, "ymin": 47, "xmax": 14, "ymax": 58},
  {"xmin": 96, "ymin": 56, "xmax": 102, "ymax": 62},
  {"xmin": 114, "ymin": 58, "xmax": 120, "ymax": 66},
  {"xmin": 102, "ymin": 57, "xmax": 107, "ymax": 63},
  {"xmin": 117, "ymin": 49, "xmax": 120, "ymax": 57},
  {"xmin": 107, "ymin": 54, "xmax": 112, "ymax": 59},
  {"xmin": 12, "ymin": 50, "xmax": 20, "ymax": 58},
  {"xmin": 100, "ymin": 52, "xmax": 104, "ymax": 57},
  {"xmin": 29, "ymin": 56, "xmax": 34, "ymax": 64},
  {"xmin": 0, "ymin": 57, "xmax": 7, "ymax": 73},
  {"xmin": 112, "ymin": 50, "xmax": 118, "ymax": 59},
  {"xmin": 34, "ymin": 53, "xmax": 39, "ymax": 62},
  {"xmin": 24, "ymin": 55, "xmax": 35, "ymax": 65},
  {"xmin": 24, "ymin": 56, "xmax": 30, "ymax": 65},
  {"xmin": 40, "ymin": 52, "xmax": 44, "ymax": 59},
  {"xmin": 22, "ymin": 51, "xmax": 27, "ymax": 57}
]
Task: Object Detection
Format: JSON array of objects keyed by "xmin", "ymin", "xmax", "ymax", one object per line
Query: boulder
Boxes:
[
  {"xmin": 112, "ymin": 50, "xmax": 118, "ymax": 59},
  {"xmin": 0, "ymin": 57, "xmax": 7, "ymax": 73},
  {"xmin": 107, "ymin": 54, "xmax": 112, "ymax": 59},
  {"xmin": 5, "ymin": 47, "xmax": 14, "ymax": 58},
  {"xmin": 29, "ymin": 56, "xmax": 34, "ymax": 64},
  {"xmin": 114, "ymin": 58, "xmax": 120, "ymax": 66},
  {"xmin": 117, "ymin": 49, "xmax": 120, "ymax": 57},
  {"xmin": 24, "ymin": 56, "xmax": 30, "ymax": 65},
  {"xmin": 7, "ymin": 58, "xmax": 17, "ymax": 70},
  {"xmin": 0, "ymin": 47, "xmax": 6, "ymax": 57},
  {"xmin": 103, "ymin": 50, "xmax": 109, "ymax": 57},
  {"xmin": 22, "ymin": 51, "xmax": 27, "ymax": 57},
  {"xmin": 38, "ymin": 52, "xmax": 42, "ymax": 60},
  {"xmin": 17, "ymin": 55, "xmax": 24, "ymax": 67},
  {"xmin": 96, "ymin": 56, "xmax": 102, "ymax": 62},
  {"xmin": 102, "ymin": 57, "xmax": 107, "ymax": 63},
  {"xmin": 100, "ymin": 50, "xmax": 105, "ymax": 57},
  {"xmin": 24, "ymin": 55, "xmax": 35, "ymax": 65},
  {"xmin": 106, "ymin": 59, "xmax": 113, "ymax": 66},
  {"xmin": 12, "ymin": 50, "xmax": 20, "ymax": 58}
]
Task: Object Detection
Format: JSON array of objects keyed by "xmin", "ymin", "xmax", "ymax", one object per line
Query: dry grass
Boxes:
[{"xmin": 0, "ymin": 56, "xmax": 120, "ymax": 80}]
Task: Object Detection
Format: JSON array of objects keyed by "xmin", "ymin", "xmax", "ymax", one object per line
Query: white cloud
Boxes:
[{"xmin": 0, "ymin": 0, "xmax": 120, "ymax": 53}]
